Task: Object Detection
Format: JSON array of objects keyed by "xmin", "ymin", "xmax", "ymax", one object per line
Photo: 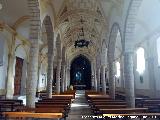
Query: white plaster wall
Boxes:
[
  {"xmin": 16, "ymin": 21, "xmax": 30, "ymax": 39},
  {"xmin": 0, "ymin": 33, "xmax": 8, "ymax": 91},
  {"xmin": 133, "ymin": 0, "xmax": 160, "ymax": 92},
  {"xmin": 15, "ymin": 41, "xmax": 27, "ymax": 59},
  {"xmin": 134, "ymin": 0, "xmax": 160, "ymax": 46}
]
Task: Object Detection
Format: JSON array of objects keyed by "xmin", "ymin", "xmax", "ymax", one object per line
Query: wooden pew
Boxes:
[
  {"xmin": 18, "ymin": 107, "xmax": 68, "ymax": 118},
  {"xmin": 0, "ymin": 99, "xmax": 23, "ymax": 105},
  {"xmin": 93, "ymin": 101, "xmax": 126, "ymax": 105},
  {"xmin": 0, "ymin": 99, "xmax": 23, "ymax": 112},
  {"xmin": 35, "ymin": 104, "xmax": 69, "ymax": 108},
  {"xmin": 94, "ymin": 104, "xmax": 127, "ymax": 109},
  {"xmin": 3, "ymin": 112, "xmax": 64, "ymax": 119},
  {"xmin": 40, "ymin": 92, "xmax": 75, "ymax": 99}
]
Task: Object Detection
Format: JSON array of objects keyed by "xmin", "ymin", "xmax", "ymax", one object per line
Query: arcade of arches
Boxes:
[{"xmin": 0, "ymin": 0, "xmax": 160, "ymax": 111}]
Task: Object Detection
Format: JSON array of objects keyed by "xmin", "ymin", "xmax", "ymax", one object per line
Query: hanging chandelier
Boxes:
[{"xmin": 74, "ymin": 16, "xmax": 90, "ymax": 48}]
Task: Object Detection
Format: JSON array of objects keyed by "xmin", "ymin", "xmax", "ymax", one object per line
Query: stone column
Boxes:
[
  {"xmin": 101, "ymin": 66, "xmax": 106, "ymax": 94},
  {"xmin": 124, "ymin": 52, "xmax": 135, "ymax": 108},
  {"xmin": 108, "ymin": 62, "xmax": 115, "ymax": 99},
  {"xmin": 61, "ymin": 64, "xmax": 66, "ymax": 92},
  {"xmin": 6, "ymin": 52, "xmax": 15, "ymax": 99},
  {"xmin": 37, "ymin": 62, "xmax": 41, "ymax": 92},
  {"xmin": 56, "ymin": 59, "xmax": 62, "ymax": 94},
  {"xmin": 66, "ymin": 67, "xmax": 70, "ymax": 89},
  {"xmin": 148, "ymin": 57, "xmax": 156, "ymax": 98},
  {"xmin": 147, "ymin": 40, "xmax": 156, "ymax": 98},
  {"xmin": 64, "ymin": 66, "xmax": 67, "ymax": 91},
  {"xmin": 96, "ymin": 68, "xmax": 101, "ymax": 92},
  {"xmin": 46, "ymin": 33, "xmax": 54, "ymax": 98},
  {"xmin": 93, "ymin": 63, "xmax": 97, "ymax": 91},
  {"xmin": 91, "ymin": 62, "xmax": 94, "ymax": 89},
  {"xmin": 6, "ymin": 34, "xmax": 16, "ymax": 99},
  {"xmin": 26, "ymin": 0, "xmax": 40, "ymax": 108},
  {"xmin": 120, "ymin": 56, "xmax": 125, "ymax": 89}
]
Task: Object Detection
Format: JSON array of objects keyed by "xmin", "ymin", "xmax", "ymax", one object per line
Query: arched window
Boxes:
[
  {"xmin": 157, "ymin": 37, "xmax": 160, "ymax": 66},
  {"xmin": 136, "ymin": 47, "xmax": 145, "ymax": 74},
  {"xmin": 115, "ymin": 61, "xmax": 120, "ymax": 78}
]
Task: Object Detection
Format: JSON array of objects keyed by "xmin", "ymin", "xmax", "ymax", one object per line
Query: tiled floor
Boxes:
[{"xmin": 66, "ymin": 90, "xmax": 94, "ymax": 120}]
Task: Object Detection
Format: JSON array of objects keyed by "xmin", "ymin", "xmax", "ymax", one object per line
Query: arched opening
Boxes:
[
  {"xmin": 70, "ymin": 55, "xmax": 91, "ymax": 90},
  {"xmin": 107, "ymin": 23, "xmax": 122, "ymax": 99},
  {"xmin": 157, "ymin": 36, "xmax": 160, "ymax": 66}
]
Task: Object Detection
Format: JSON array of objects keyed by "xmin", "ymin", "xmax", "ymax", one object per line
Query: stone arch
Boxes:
[
  {"xmin": 101, "ymin": 39, "xmax": 107, "ymax": 66},
  {"xmin": 70, "ymin": 54, "xmax": 92, "ymax": 66},
  {"xmin": 56, "ymin": 33, "xmax": 62, "ymax": 59},
  {"xmin": 107, "ymin": 23, "xmax": 122, "ymax": 99},
  {"xmin": 70, "ymin": 55, "xmax": 92, "ymax": 90},
  {"xmin": 43, "ymin": 16, "xmax": 54, "ymax": 39},
  {"xmin": 42, "ymin": 15, "xmax": 54, "ymax": 98},
  {"xmin": 124, "ymin": 0, "xmax": 143, "ymax": 51},
  {"xmin": 62, "ymin": 46, "xmax": 66, "ymax": 63},
  {"xmin": 108, "ymin": 23, "xmax": 122, "ymax": 62}
]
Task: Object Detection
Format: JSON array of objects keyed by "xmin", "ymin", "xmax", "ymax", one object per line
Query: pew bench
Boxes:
[
  {"xmin": 100, "ymin": 108, "xmax": 148, "ymax": 114},
  {"xmin": 18, "ymin": 107, "xmax": 68, "ymax": 118},
  {"xmin": 0, "ymin": 100, "xmax": 24, "ymax": 112},
  {"xmin": 3, "ymin": 112, "xmax": 64, "ymax": 120}
]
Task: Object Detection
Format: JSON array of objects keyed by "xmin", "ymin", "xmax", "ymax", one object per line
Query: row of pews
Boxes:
[
  {"xmin": 116, "ymin": 91, "xmax": 160, "ymax": 112},
  {"xmin": 85, "ymin": 90, "xmax": 160, "ymax": 119},
  {"xmin": 0, "ymin": 90, "xmax": 76, "ymax": 119}
]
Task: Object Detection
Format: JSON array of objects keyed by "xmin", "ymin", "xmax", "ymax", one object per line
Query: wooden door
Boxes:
[{"xmin": 14, "ymin": 57, "xmax": 23, "ymax": 95}]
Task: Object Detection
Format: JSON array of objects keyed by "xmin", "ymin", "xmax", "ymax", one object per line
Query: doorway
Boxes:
[
  {"xmin": 14, "ymin": 57, "xmax": 23, "ymax": 95},
  {"xmin": 70, "ymin": 55, "xmax": 91, "ymax": 90}
]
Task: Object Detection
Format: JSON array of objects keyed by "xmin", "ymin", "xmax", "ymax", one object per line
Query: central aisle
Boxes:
[{"xmin": 66, "ymin": 90, "xmax": 94, "ymax": 120}]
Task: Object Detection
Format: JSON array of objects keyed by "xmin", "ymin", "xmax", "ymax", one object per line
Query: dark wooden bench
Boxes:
[
  {"xmin": 0, "ymin": 99, "xmax": 23, "ymax": 112},
  {"xmin": 2, "ymin": 112, "xmax": 64, "ymax": 119}
]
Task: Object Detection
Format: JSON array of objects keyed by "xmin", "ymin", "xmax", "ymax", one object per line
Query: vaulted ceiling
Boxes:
[
  {"xmin": 0, "ymin": 0, "xmax": 124, "ymax": 62},
  {"xmin": 52, "ymin": 0, "xmax": 123, "ymax": 61}
]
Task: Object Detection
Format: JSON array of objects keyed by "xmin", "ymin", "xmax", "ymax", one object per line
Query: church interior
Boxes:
[{"xmin": 0, "ymin": 0, "xmax": 160, "ymax": 119}]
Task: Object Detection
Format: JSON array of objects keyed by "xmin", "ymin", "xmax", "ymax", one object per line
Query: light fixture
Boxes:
[
  {"xmin": 74, "ymin": 27, "xmax": 90, "ymax": 48},
  {"xmin": 74, "ymin": 17, "xmax": 90, "ymax": 48}
]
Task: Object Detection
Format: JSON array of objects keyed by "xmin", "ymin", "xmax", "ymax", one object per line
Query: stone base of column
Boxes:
[{"xmin": 124, "ymin": 52, "xmax": 135, "ymax": 108}]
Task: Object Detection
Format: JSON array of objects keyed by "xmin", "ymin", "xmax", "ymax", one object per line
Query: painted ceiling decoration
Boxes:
[
  {"xmin": 53, "ymin": 0, "xmax": 109, "ymax": 61},
  {"xmin": 0, "ymin": 0, "xmax": 123, "ymax": 64}
]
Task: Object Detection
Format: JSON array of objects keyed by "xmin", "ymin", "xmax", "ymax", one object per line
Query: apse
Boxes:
[{"xmin": 70, "ymin": 55, "xmax": 91, "ymax": 90}]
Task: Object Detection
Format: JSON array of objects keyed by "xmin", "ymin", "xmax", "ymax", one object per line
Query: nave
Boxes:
[{"xmin": 1, "ymin": 0, "xmax": 160, "ymax": 119}]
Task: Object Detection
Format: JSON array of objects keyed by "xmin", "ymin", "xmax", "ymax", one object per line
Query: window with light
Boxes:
[
  {"xmin": 136, "ymin": 47, "xmax": 145, "ymax": 75},
  {"xmin": 115, "ymin": 61, "xmax": 120, "ymax": 78},
  {"xmin": 157, "ymin": 37, "xmax": 160, "ymax": 66}
]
